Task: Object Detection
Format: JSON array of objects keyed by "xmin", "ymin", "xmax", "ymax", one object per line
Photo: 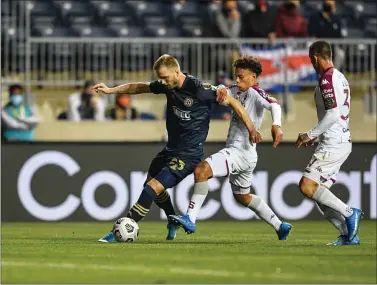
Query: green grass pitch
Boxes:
[{"xmin": 1, "ymin": 220, "xmax": 376, "ymax": 283}]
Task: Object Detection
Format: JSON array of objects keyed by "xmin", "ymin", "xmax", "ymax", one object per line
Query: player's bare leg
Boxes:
[
  {"xmin": 169, "ymin": 161, "xmax": 213, "ymax": 234},
  {"xmin": 299, "ymin": 176, "xmax": 362, "ymax": 242},
  {"xmin": 232, "ymin": 192, "xmax": 292, "ymax": 240}
]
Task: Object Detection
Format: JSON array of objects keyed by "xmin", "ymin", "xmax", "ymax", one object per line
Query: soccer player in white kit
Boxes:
[
  {"xmin": 170, "ymin": 56, "xmax": 293, "ymax": 240},
  {"xmin": 295, "ymin": 40, "xmax": 363, "ymax": 245}
]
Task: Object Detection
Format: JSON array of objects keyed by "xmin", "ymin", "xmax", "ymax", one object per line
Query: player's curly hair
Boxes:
[{"xmin": 233, "ymin": 56, "xmax": 262, "ymax": 77}]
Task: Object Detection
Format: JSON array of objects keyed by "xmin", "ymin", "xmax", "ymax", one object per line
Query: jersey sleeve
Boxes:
[
  {"xmin": 149, "ymin": 80, "xmax": 166, "ymax": 94},
  {"xmin": 319, "ymin": 73, "xmax": 338, "ymax": 110},
  {"xmin": 252, "ymin": 87, "xmax": 279, "ymax": 110},
  {"xmin": 196, "ymin": 82, "xmax": 217, "ymax": 102}
]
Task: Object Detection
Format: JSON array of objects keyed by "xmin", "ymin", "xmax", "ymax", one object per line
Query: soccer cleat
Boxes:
[
  {"xmin": 327, "ymin": 235, "xmax": 360, "ymax": 246},
  {"xmin": 345, "ymin": 208, "xmax": 363, "ymax": 241},
  {"xmin": 166, "ymin": 216, "xmax": 180, "ymax": 240},
  {"xmin": 97, "ymin": 231, "xmax": 116, "ymax": 243},
  {"xmin": 327, "ymin": 235, "xmax": 347, "ymax": 246},
  {"xmin": 276, "ymin": 222, "xmax": 292, "ymax": 240},
  {"xmin": 168, "ymin": 214, "xmax": 196, "ymax": 234},
  {"xmin": 347, "ymin": 235, "xmax": 360, "ymax": 245}
]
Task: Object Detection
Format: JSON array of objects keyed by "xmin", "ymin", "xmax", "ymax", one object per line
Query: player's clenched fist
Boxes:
[
  {"xmin": 271, "ymin": 125, "xmax": 283, "ymax": 148},
  {"xmin": 92, "ymin": 83, "xmax": 111, "ymax": 94},
  {"xmin": 215, "ymin": 85, "xmax": 228, "ymax": 104},
  {"xmin": 248, "ymin": 128, "xmax": 262, "ymax": 145},
  {"xmin": 295, "ymin": 132, "xmax": 311, "ymax": 148}
]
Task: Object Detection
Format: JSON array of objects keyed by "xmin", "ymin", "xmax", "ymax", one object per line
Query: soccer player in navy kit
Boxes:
[{"xmin": 93, "ymin": 54, "xmax": 258, "ymax": 242}]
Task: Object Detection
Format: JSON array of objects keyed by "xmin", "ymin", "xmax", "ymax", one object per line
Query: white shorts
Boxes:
[
  {"xmin": 205, "ymin": 147, "xmax": 257, "ymax": 194},
  {"xmin": 303, "ymin": 144, "xmax": 352, "ymax": 188}
]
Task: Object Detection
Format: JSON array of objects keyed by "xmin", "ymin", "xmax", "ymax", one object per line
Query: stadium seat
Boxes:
[
  {"xmin": 344, "ymin": 27, "xmax": 365, "ymax": 38},
  {"xmin": 32, "ymin": 25, "xmax": 77, "ymax": 37},
  {"xmin": 171, "ymin": 1, "xmax": 201, "ymax": 18},
  {"xmin": 365, "ymin": 18, "xmax": 377, "ymax": 37},
  {"xmin": 143, "ymin": 16, "xmax": 168, "ymax": 27},
  {"xmin": 125, "ymin": 1, "xmax": 172, "ymax": 25},
  {"xmin": 304, "ymin": 0, "xmax": 322, "ymax": 10},
  {"xmin": 105, "ymin": 16, "xmax": 134, "ymax": 26},
  {"xmin": 179, "ymin": 16, "xmax": 203, "ymax": 26},
  {"xmin": 236, "ymin": 0, "xmax": 255, "ymax": 14},
  {"xmin": 108, "ymin": 25, "xmax": 145, "ymax": 37},
  {"xmin": 90, "ymin": 1, "xmax": 133, "ymax": 18},
  {"xmin": 1, "ymin": 0, "xmax": 14, "ymax": 16},
  {"xmin": 67, "ymin": 15, "xmax": 94, "ymax": 26},
  {"xmin": 28, "ymin": 0, "xmax": 58, "ymax": 17},
  {"xmin": 345, "ymin": 1, "xmax": 377, "ymax": 18},
  {"xmin": 145, "ymin": 26, "xmax": 182, "ymax": 38},
  {"xmin": 71, "ymin": 25, "xmax": 116, "ymax": 37},
  {"xmin": 53, "ymin": 1, "xmax": 97, "ymax": 17},
  {"xmin": 182, "ymin": 25, "xmax": 203, "ymax": 37}
]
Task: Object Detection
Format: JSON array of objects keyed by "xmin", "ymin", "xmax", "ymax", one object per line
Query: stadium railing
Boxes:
[{"xmin": 2, "ymin": 37, "xmax": 376, "ymax": 114}]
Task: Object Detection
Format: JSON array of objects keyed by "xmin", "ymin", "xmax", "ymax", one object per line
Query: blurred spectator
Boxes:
[
  {"xmin": 308, "ymin": 0, "xmax": 345, "ymax": 70},
  {"xmin": 241, "ymin": 0, "xmax": 276, "ymax": 42},
  {"xmin": 212, "ymin": 0, "xmax": 241, "ymax": 38},
  {"xmin": 275, "ymin": 0, "xmax": 308, "ymax": 38},
  {"xmin": 106, "ymin": 94, "xmax": 138, "ymax": 120},
  {"xmin": 211, "ymin": 71, "xmax": 232, "ymax": 120},
  {"xmin": 68, "ymin": 80, "xmax": 106, "ymax": 121},
  {"xmin": 1, "ymin": 84, "xmax": 40, "ymax": 142}
]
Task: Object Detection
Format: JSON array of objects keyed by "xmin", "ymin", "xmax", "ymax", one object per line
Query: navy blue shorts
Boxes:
[{"xmin": 148, "ymin": 148, "xmax": 202, "ymax": 189}]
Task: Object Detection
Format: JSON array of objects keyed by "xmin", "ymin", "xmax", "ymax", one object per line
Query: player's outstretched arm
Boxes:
[
  {"xmin": 221, "ymin": 94, "xmax": 259, "ymax": 144},
  {"xmin": 92, "ymin": 82, "xmax": 151, "ymax": 95}
]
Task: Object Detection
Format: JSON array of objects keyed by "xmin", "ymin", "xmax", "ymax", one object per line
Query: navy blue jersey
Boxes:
[{"xmin": 149, "ymin": 74, "xmax": 217, "ymax": 158}]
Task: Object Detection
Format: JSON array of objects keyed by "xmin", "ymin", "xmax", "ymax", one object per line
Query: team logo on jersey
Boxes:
[
  {"xmin": 321, "ymin": 79, "xmax": 329, "ymax": 85},
  {"xmin": 202, "ymin": 83, "xmax": 216, "ymax": 91},
  {"xmin": 325, "ymin": 98, "xmax": 335, "ymax": 108},
  {"xmin": 184, "ymin": 97, "xmax": 193, "ymax": 107},
  {"xmin": 173, "ymin": 106, "xmax": 191, "ymax": 120}
]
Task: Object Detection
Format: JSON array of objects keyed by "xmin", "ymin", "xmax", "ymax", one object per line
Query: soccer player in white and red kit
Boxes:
[
  {"xmin": 170, "ymin": 56, "xmax": 293, "ymax": 240},
  {"xmin": 296, "ymin": 40, "xmax": 363, "ymax": 245}
]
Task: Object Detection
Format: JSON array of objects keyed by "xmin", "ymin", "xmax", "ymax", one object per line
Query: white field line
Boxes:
[
  {"xmin": 1, "ymin": 260, "xmax": 365, "ymax": 282},
  {"xmin": 1, "ymin": 261, "xmax": 245, "ymax": 278}
]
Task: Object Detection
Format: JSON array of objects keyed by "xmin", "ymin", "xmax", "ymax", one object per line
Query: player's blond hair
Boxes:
[{"xmin": 153, "ymin": 54, "xmax": 180, "ymax": 71}]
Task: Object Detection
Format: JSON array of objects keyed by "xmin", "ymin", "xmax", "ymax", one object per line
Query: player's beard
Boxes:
[{"xmin": 168, "ymin": 79, "xmax": 179, "ymax": 89}]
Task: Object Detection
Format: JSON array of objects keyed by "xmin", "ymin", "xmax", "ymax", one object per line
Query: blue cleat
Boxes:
[
  {"xmin": 327, "ymin": 235, "xmax": 360, "ymax": 246},
  {"xmin": 345, "ymin": 208, "xmax": 363, "ymax": 241},
  {"xmin": 97, "ymin": 231, "xmax": 116, "ymax": 243},
  {"xmin": 169, "ymin": 214, "xmax": 196, "ymax": 234},
  {"xmin": 166, "ymin": 216, "xmax": 180, "ymax": 240},
  {"xmin": 276, "ymin": 222, "xmax": 292, "ymax": 240},
  {"xmin": 347, "ymin": 235, "xmax": 360, "ymax": 245},
  {"xmin": 327, "ymin": 235, "xmax": 347, "ymax": 246}
]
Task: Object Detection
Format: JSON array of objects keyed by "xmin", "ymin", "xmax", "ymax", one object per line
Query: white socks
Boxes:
[
  {"xmin": 248, "ymin": 195, "xmax": 282, "ymax": 231},
  {"xmin": 316, "ymin": 202, "xmax": 348, "ymax": 235},
  {"xmin": 186, "ymin": 181, "xmax": 209, "ymax": 223},
  {"xmin": 312, "ymin": 185, "xmax": 353, "ymax": 218}
]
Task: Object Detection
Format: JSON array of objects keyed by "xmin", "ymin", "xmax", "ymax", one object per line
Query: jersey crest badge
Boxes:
[{"xmin": 184, "ymin": 97, "xmax": 193, "ymax": 107}]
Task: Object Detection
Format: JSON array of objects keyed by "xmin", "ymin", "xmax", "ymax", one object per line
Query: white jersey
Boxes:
[
  {"xmin": 225, "ymin": 84, "xmax": 281, "ymax": 153},
  {"xmin": 309, "ymin": 67, "xmax": 351, "ymax": 146}
]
